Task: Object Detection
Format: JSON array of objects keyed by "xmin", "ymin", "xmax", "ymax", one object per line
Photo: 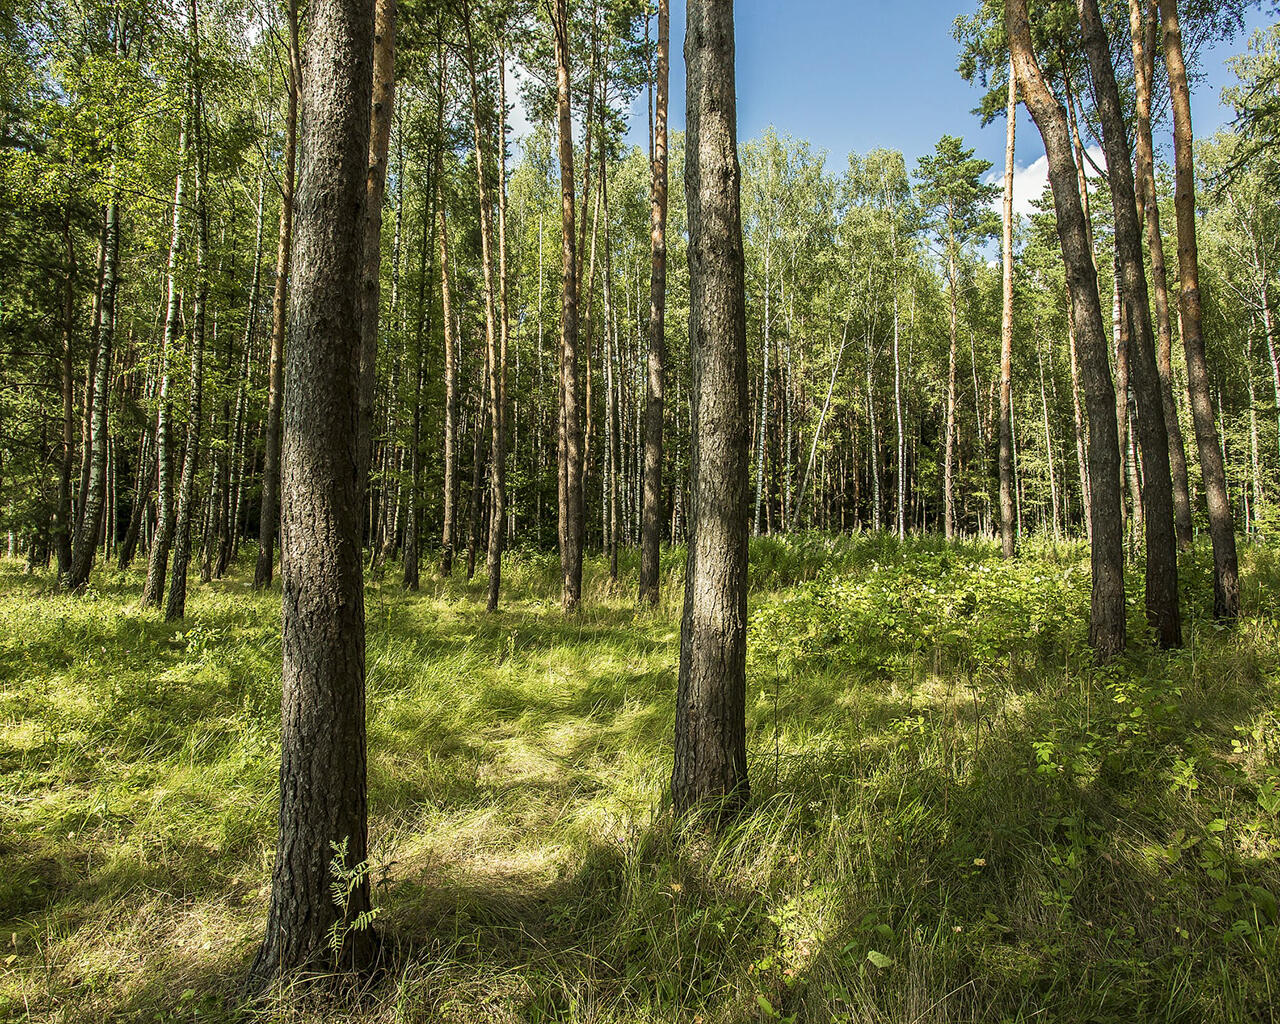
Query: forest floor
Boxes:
[{"xmin": 2, "ymin": 534, "xmax": 1279, "ymax": 1023}]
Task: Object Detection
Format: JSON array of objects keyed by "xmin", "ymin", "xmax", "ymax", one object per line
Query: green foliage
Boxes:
[{"xmin": 2, "ymin": 537, "xmax": 1279, "ymax": 1022}]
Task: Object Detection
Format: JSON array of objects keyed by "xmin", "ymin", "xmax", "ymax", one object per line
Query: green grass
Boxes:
[{"xmin": 2, "ymin": 535, "xmax": 1279, "ymax": 1022}]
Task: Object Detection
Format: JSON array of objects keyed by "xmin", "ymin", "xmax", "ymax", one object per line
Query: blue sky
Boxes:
[{"xmin": 599, "ymin": 0, "xmax": 1275, "ymax": 211}]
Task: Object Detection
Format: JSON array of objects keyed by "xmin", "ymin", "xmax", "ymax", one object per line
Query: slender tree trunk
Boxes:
[
  {"xmin": 463, "ymin": 13, "xmax": 505, "ymax": 611},
  {"xmin": 437, "ymin": 57, "xmax": 458, "ymax": 576},
  {"xmin": 752, "ymin": 241, "xmax": 771, "ymax": 536},
  {"xmin": 553, "ymin": 0, "xmax": 584, "ymax": 610},
  {"xmin": 1008, "ymin": 0, "xmax": 1126, "ymax": 659},
  {"xmin": 1000, "ymin": 60, "xmax": 1017, "ymax": 558},
  {"xmin": 639, "ymin": 0, "xmax": 668, "ymax": 605},
  {"xmin": 1159, "ymin": 0, "xmax": 1240, "ymax": 619},
  {"xmin": 1078, "ymin": 0, "xmax": 1181, "ymax": 646},
  {"xmin": 247, "ymin": 0, "xmax": 377, "ymax": 985},
  {"xmin": 254, "ymin": 0, "xmax": 299, "ymax": 590},
  {"xmin": 220, "ymin": 177, "xmax": 265, "ymax": 577},
  {"xmin": 356, "ymin": 0, "xmax": 398, "ymax": 516},
  {"xmin": 672, "ymin": 0, "xmax": 749, "ymax": 822},
  {"xmin": 55, "ymin": 207, "xmax": 77, "ymax": 581},
  {"xmin": 67, "ymin": 198, "xmax": 119, "ymax": 592},
  {"xmin": 944, "ymin": 246, "xmax": 958, "ymax": 540},
  {"xmin": 467, "ymin": 345, "xmax": 489, "ymax": 582},
  {"xmin": 167, "ymin": 18, "xmax": 209, "ymax": 623},
  {"xmin": 1130, "ymin": 0, "xmax": 1194, "ymax": 549}
]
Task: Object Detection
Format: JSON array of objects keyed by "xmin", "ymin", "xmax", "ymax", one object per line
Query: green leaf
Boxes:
[
  {"xmin": 866, "ymin": 949, "xmax": 894, "ymax": 969},
  {"xmin": 756, "ymin": 993, "xmax": 777, "ymax": 1017}
]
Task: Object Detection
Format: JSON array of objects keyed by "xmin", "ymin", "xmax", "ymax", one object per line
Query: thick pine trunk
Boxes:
[
  {"xmin": 672, "ymin": 0, "xmax": 750, "ymax": 822},
  {"xmin": 1008, "ymin": 0, "xmax": 1126, "ymax": 659},
  {"xmin": 1159, "ymin": 0, "xmax": 1240, "ymax": 619},
  {"xmin": 247, "ymin": 0, "xmax": 377, "ymax": 986}
]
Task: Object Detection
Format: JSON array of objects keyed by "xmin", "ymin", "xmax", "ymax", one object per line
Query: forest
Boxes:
[{"xmin": 3, "ymin": 0, "xmax": 1280, "ymax": 1019}]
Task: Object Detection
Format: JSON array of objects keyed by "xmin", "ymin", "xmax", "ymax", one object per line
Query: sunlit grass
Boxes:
[{"xmin": 2, "ymin": 535, "xmax": 1278, "ymax": 1022}]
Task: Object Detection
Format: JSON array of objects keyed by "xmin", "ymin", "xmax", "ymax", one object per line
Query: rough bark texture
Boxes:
[
  {"xmin": 1159, "ymin": 0, "xmax": 1240, "ymax": 619},
  {"xmin": 672, "ymin": 0, "xmax": 750, "ymax": 822},
  {"xmin": 999, "ymin": 60, "xmax": 1016, "ymax": 560},
  {"xmin": 1008, "ymin": 0, "xmax": 1126, "ymax": 659},
  {"xmin": 553, "ymin": 0, "xmax": 584, "ymax": 611},
  {"xmin": 1130, "ymin": 0, "xmax": 1194, "ymax": 550},
  {"xmin": 1078, "ymin": 0, "xmax": 1181, "ymax": 648},
  {"xmin": 254, "ymin": 0, "xmax": 298, "ymax": 591},
  {"xmin": 247, "ymin": 0, "xmax": 377, "ymax": 986},
  {"xmin": 638, "ymin": 0, "xmax": 669, "ymax": 606}
]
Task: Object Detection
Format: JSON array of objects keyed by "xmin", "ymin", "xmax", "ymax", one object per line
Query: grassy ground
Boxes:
[{"xmin": 1, "ymin": 534, "xmax": 1279, "ymax": 1023}]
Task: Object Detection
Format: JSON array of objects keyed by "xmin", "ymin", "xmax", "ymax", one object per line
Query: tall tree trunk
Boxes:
[
  {"xmin": 73, "ymin": 212, "xmax": 107, "ymax": 548},
  {"xmin": 944, "ymin": 246, "xmax": 958, "ymax": 540},
  {"xmin": 1130, "ymin": 0, "xmax": 1194, "ymax": 549},
  {"xmin": 356, "ymin": 0, "xmax": 398, "ymax": 515},
  {"xmin": 752, "ymin": 240, "xmax": 771, "ymax": 535},
  {"xmin": 141, "ymin": 135, "xmax": 186, "ymax": 608},
  {"xmin": 639, "ymin": 0, "xmax": 668, "ymax": 605},
  {"xmin": 1078, "ymin": 0, "xmax": 1181, "ymax": 646},
  {"xmin": 1008, "ymin": 0, "xmax": 1126, "ymax": 659},
  {"xmin": 467, "ymin": 345, "xmax": 490, "ymax": 582},
  {"xmin": 55, "ymin": 206, "xmax": 77, "ymax": 581},
  {"xmin": 1159, "ymin": 0, "xmax": 1240, "ymax": 619},
  {"xmin": 999, "ymin": 60, "xmax": 1017, "ymax": 558},
  {"xmin": 463, "ymin": 13, "xmax": 505, "ymax": 611},
  {"xmin": 247, "ymin": 0, "xmax": 377, "ymax": 985},
  {"xmin": 254, "ymin": 0, "xmax": 299, "ymax": 590},
  {"xmin": 67, "ymin": 198, "xmax": 119, "ymax": 592},
  {"xmin": 167, "ymin": 10, "xmax": 209, "ymax": 624},
  {"xmin": 437, "ymin": 54, "xmax": 458, "ymax": 577},
  {"xmin": 672, "ymin": 0, "xmax": 749, "ymax": 822},
  {"xmin": 553, "ymin": 0, "xmax": 584, "ymax": 610},
  {"xmin": 220, "ymin": 177, "xmax": 265, "ymax": 577}
]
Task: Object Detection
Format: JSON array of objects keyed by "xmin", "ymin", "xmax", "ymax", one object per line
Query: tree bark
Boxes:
[
  {"xmin": 944, "ymin": 245, "xmax": 958, "ymax": 540},
  {"xmin": 1130, "ymin": 0, "xmax": 1194, "ymax": 549},
  {"xmin": 463, "ymin": 12, "xmax": 505, "ymax": 611},
  {"xmin": 247, "ymin": 0, "xmax": 377, "ymax": 986},
  {"xmin": 55, "ymin": 206, "xmax": 77, "ymax": 581},
  {"xmin": 672, "ymin": 0, "xmax": 750, "ymax": 822},
  {"xmin": 255, "ymin": 0, "xmax": 299, "ymax": 590},
  {"xmin": 638, "ymin": 0, "xmax": 668, "ymax": 606},
  {"xmin": 1159, "ymin": 0, "xmax": 1240, "ymax": 619},
  {"xmin": 166, "ymin": 56, "xmax": 209, "ymax": 623},
  {"xmin": 1078, "ymin": 0, "xmax": 1181, "ymax": 647},
  {"xmin": 67, "ymin": 197, "xmax": 119, "ymax": 592},
  {"xmin": 1008, "ymin": 0, "xmax": 1126, "ymax": 659},
  {"xmin": 437, "ymin": 50, "xmax": 458, "ymax": 577},
  {"xmin": 999, "ymin": 60, "xmax": 1017, "ymax": 558},
  {"xmin": 356, "ymin": 0, "xmax": 398, "ymax": 516},
  {"xmin": 553, "ymin": 0, "xmax": 584, "ymax": 610}
]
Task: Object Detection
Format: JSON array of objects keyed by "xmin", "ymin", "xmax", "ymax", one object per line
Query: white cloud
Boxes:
[{"xmin": 985, "ymin": 145, "xmax": 1105, "ymax": 222}]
